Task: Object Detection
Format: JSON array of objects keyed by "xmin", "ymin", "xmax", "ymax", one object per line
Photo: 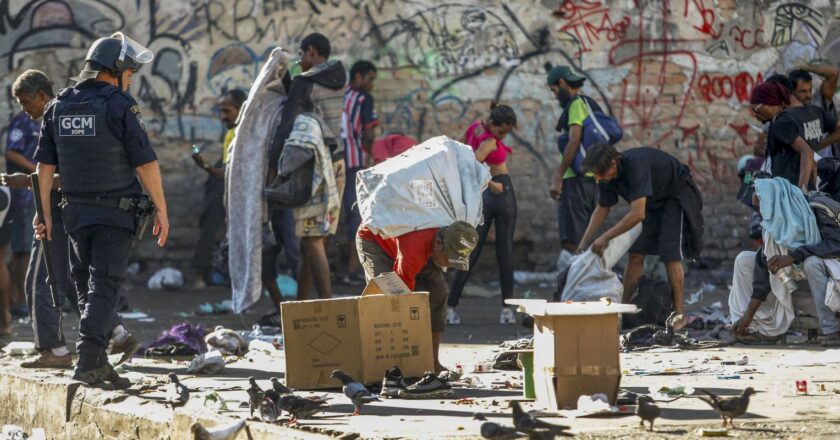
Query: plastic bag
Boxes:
[
  {"xmin": 147, "ymin": 268, "xmax": 183, "ymax": 290},
  {"xmin": 827, "ymin": 279, "xmax": 840, "ymax": 312},
  {"xmin": 187, "ymin": 350, "xmax": 225, "ymax": 374},
  {"xmin": 561, "ymin": 224, "xmax": 642, "ymax": 302},
  {"xmin": 357, "ymin": 136, "xmax": 491, "ymax": 238}
]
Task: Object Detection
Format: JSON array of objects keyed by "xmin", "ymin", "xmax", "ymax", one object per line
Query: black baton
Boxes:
[{"xmin": 30, "ymin": 173, "xmax": 59, "ymax": 308}]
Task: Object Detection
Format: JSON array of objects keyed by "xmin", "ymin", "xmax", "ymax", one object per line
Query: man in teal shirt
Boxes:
[{"xmin": 547, "ymin": 66, "xmax": 599, "ymax": 253}]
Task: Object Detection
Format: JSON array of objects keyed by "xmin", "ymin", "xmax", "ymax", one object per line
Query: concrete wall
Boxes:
[{"xmin": 1, "ymin": 0, "xmax": 838, "ymax": 271}]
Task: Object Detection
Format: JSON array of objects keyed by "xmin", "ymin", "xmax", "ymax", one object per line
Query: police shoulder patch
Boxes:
[{"xmin": 130, "ymin": 105, "xmax": 147, "ymax": 132}]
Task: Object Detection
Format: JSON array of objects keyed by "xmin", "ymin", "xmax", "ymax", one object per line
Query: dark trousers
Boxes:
[
  {"xmin": 262, "ymin": 207, "xmax": 300, "ymax": 283},
  {"xmin": 449, "ymin": 175, "xmax": 517, "ymax": 307},
  {"xmin": 193, "ymin": 182, "xmax": 226, "ymax": 276},
  {"xmin": 341, "ymin": 167, "xmax": 364, "ymax": 242},
  {"xmin": 25, "ymin": 219, "xmax": 75, "ymax": 351},
  {"xmin": 69, "ymin": 225, "xmax": 131, "ymax": 370}
]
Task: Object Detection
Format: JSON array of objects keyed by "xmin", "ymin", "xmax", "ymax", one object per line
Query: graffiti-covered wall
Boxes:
[{"xmin": 1, "ymin": 0, "xmax": 838, "ymax": 269}]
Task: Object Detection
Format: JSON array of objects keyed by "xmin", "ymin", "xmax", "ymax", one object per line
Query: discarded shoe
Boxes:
[
  {"xmin": 397, "ymin": 372, "xmax": 454, "ymax": 399},
  {"xmin": 380, "ymin": 366, "xmax": 410, "ymax": 397},
  {"xmin": 21, "ymin": 351, "xmax": 72, "ymax": 369}
]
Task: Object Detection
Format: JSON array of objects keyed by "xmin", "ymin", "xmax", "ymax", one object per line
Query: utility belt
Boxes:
[{"xmin": 61, "ymin": 194, "xmax": 155, "ymax": 239}]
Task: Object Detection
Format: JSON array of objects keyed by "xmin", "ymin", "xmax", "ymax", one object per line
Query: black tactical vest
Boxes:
[{"xmin": 53, "ymin": 87, "xmax": 135, "ymax": 194}]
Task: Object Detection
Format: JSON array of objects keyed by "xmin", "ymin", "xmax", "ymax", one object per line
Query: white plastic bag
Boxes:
[
  {"xmin": 561, "ymin": 224, "xmax": 642, "ymax": 302},
  {"xmin": 357, "ymin": 136, "xmax": 491, "ymax": 238},
  {"xmin": 187, "ymin": 350, "xmax": 225, "ymax": 374},
  {"xmin": 147, "ymin": 268, "xmax": 183, "ymax": 290}
]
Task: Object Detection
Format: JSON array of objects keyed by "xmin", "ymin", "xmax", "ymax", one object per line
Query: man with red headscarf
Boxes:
[{"xmin": 750, "ymin": 81, "xmax": 840, "ymax": 191}]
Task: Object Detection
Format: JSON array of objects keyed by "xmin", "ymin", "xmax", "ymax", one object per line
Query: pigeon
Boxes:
[
  {"xmin": 190, "ymin": 420, "xmax": 250, "ymax": 440},
  {"xmin": 509, "ymin": 401, "xmax": 572, "ymax": 438},
  {"xmin": 695, "ymin": 387, "xmax": 756, "ymax": 428},
  {"xmin": 635, "ymin": 395, "xmax": 660, "ymax": 431},
  {"xmin": 473, "ymin": 414, "xmax": 526, "ymax": 439},
  {"xmin": 270, "ymin": 377, "xmax": 293, "ymax": 395},
  {"xmin": 165, "ymin": 373, "xmax": 189, "ymax": 408},
  {"xmin": 246, "ymin": 377, "xmax": 265, "ymax": 418},
  {"xmin": 259, "ymin": 395, "xmax": 281, "ymax": 423},
  {"xmin": 331, "ymin": 369, "xmax": 379, "ymax": 415},
  {"xmin": 278, "ymin": 393, "xmax": 330, "ymax": 424}
]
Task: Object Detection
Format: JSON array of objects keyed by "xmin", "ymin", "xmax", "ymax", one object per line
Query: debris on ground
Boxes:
[
  {"xmin": 198, "ymin": 300, "xmax": 234, "ymax": 315},
  {"xmin": 1, "ymin": 341, "xmax": 37, "ymax": 355},
  {"xmin": 187, "ymin": 350, "xmax": 226, "ymax": 374},
  {"xmin": 144, "ymin": 323, "xmax": 207, "ymax": 357},
  {"xmin": 205, "ymin": 325, "xmax": 247, "ymax": 356},
  {"xmin": 147, "ymin": 268, "xmax": 184, "ymax": 290}
]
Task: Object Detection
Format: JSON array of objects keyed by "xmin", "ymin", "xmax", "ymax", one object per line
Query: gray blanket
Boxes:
[{"xmin": 226, "ymin": 48, "xmax": 289, "ymax": 313}]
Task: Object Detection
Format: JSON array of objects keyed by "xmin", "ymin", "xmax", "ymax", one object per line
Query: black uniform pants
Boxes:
[
  {"xmin": 449, "ymin": 175, "xmax": 517, "ymax": 307},
  {"xmin": 69, "ymin": 224, "xmax": 131, "ymax": 370}
]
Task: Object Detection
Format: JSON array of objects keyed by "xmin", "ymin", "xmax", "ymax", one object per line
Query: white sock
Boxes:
[
  {"xmin": 111, "ymin": 325, "xmax": 128, "ymax": 344},
  {"xmin": 51, "ymin": 346, "xmax": 69, "ymax": 356}
]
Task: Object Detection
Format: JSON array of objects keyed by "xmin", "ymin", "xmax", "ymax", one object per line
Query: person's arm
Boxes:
[
  {"xmin": 801, "ymin": 64, "xmax": 839, "ymax": 103},
  {"xmin": 590, "ymin": 197, "xmax": 646, "ymax": 255},
  {"xmin": 474, "ymin": 139, "xmax": 504, "ymax": 194},
  {"xmin": 362, "ymin": 125, "xmax": 377, "ymax": 155},
  {"xmin": 550, "ymin": 98, "xmax": 586, "ymax": 199},
  {"xmin": 5, "ymin": 150, "xmax": 36, "ymax": 173},
  {"xmin": 136, "ymin": 161, "xmax": 169, "ymax": 247},
  {"xmin": 578, "ymin": 205, "xmax": 611, "ymax": 252},
  {"xmin": 819, "ymin": 114, "xmax": 840, "ymax": 149},
  {"xmin": 791, "ymin": 136, "xmax": 815, "ymax": 191},
  {"xmin": 736, "ymin": 248, "xmax": 770, "ymax": 334},
  {"xmin": 191, "ymin": 153, "xmax": 225, "ymax": 180},
  {"xmin": 753, "ymin": 130, "xmax": 768, "ymax": 157},
  {"xmin": 33, "ymin": 164, "xmax": 56, "ymax": 241},
  {"xmin": 360, "ymin": 94, "xmax": 379, "ymax": 155}
]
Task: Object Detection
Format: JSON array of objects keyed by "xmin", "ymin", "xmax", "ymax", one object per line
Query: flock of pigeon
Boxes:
[{"xmin": 161, "ymin": 369, "xmax": 756, "ymax": 439}]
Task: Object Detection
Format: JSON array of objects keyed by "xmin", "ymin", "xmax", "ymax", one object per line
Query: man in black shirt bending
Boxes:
[{"xmin": 578, "ymin": 145, "xmax": 704, "ymax": 329}]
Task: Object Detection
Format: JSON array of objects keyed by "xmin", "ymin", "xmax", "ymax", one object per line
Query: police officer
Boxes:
[{"xmin": 33, "ymin": 33, "xmax": 169, "ymax": 386}]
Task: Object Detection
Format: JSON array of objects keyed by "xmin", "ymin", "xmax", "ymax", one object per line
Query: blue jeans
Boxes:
[{"xmin": 803, "ymin": 256, "xmax": 840, "ymax": 335}]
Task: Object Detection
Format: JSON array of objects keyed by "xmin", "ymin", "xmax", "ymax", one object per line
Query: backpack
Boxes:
[
  {"xmin": 557, "ymin": 96, "xmax": 623, "ymax": 175},
  {"xmin": 264, "ymin": 116, "xmax": 318, "ymax": 208},
  {"xmin": 808, "ymin": 191, "xmax": 840, "ymax": 227}
]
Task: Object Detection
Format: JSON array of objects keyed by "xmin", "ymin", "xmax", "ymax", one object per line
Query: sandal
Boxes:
[
  {"xmin": 821, "ymin": 333, "xmax": 840, "ymax": 347},
  {"xmin": 736, "ymin": 332, "xmax": 784, "ymax": 345}
]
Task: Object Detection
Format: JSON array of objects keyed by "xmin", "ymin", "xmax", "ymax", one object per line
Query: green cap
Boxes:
[
  {"xmin": 546, "ymin": 65, "xmax": 585, "ymax": 85},
  {"xmin": 441, "ymin": 221, "xmax": 478, "ymax": 271}
]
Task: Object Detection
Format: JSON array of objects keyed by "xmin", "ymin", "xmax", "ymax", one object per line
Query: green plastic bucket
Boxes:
[{"xmin": 518, "ymin": 352, "xmax": 535, "ymax": 399}]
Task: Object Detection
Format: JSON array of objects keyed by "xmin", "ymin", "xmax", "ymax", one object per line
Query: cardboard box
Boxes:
[
  {"xmin": 507, "ymin": 299, "xmax": 638, "ymax": 410},
  {"xmin": 282, "ymin": 273, "xmax": 434, "ymax": 389}
]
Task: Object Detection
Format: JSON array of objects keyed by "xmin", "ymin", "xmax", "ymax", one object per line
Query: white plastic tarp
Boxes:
[
  {"xmin": 356, "ymin": 136, "xmax": 491, "ymax": 238},
  {"xmin": 561, "ymin": 224, "xmax": 643, "ymax": 303}
]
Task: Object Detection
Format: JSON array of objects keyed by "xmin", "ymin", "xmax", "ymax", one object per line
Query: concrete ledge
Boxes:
[{"xmin": 0, "ymin": 365, "xmax": 328, "ymax": 440}]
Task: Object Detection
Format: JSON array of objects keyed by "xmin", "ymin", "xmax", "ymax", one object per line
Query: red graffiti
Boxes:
[
  {"xmin": 684, "ymin": 0, "xmax": 721, "ymax": 38},
  {"xmin": 729, "ymin": 123, "xmax": 754, "ymax": 147},
  {"xmin": 553, "ymin": 0, "xmax": 630, "ymax": 56},
  {"xmin": 697, "ymin": 72, "xmax": 764, "ymax": 102},
  {"xmin": 729, "ymin": 25, "xmax": 766, "ymax": 50}
]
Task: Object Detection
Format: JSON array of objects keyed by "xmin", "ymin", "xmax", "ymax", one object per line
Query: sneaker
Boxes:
[
  {"xmin": 109, "ymin": 332, "xmax": 140, "ymax": 366},
  {"xmin": 397, "ymin": 372, "xmax": 454, "ymax": 399},
  {"xmin": 21, "ymin": 351, "xmax": 72, "ymax": 369},
  {"xmin": 380, "ymin": 366, "xmax": 410, "ymax": 397},
  {"xmin": 499, "ymin": 307, "xmax": 516, "ymax": 325},
  {"xmin": 446, "ymin": 307, "xmax": 461, "ymax": 325}
]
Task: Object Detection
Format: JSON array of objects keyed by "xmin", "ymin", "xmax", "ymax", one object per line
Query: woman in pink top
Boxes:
[{"xmin": 447, "ymin": 102, "xmax": 519, "ymax": 325}]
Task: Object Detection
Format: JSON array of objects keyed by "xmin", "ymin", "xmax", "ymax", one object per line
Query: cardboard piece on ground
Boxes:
[
  {"xmin": 507, "ymin": 299, "xmax": 638, "ymax": 410},
  {"xmin": 283, "ymin": 275, "xmax": 433, "ymax": 389}
]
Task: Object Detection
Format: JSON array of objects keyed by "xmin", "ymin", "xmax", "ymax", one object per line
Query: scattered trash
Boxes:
[
  {"xmin": 721, "ymin": 356, "xmax": 748, "ymax": 366},
  {"xmin": 717, "ymin": 375, "xmax": 740, "ymax": 380},
  {"xmin": 2, "ymin": 341, "xmax": 37, "ymax": 355},
  {"xmin": 147, "ymin": 267, "xmax": 184, "ymax": 290},
  {"xmin": 453, "ymin": 398, "xmax": 475, "ymax": 405},
  {"xmin": 119, "ymin": 310, "xmax": 149, "ymax": 320},
  {"xmin": 472, "ymin": 362, "xmax": 493, "ymax": 373},
  {"xmin": 650, "ymin": 384, "xmax": 695, "ymax": 399},
  {"xmin": 513, "ymin": 271, "xmax": 559, "ymax": 285},
  {"xmin": 796, "ymin": 380, "xmax": 808, "ymax": 395},
  {"xmin": 205, "ymin": 326, "xmax": 247, "ymax": 356},
  {"xmin": 558, "ymin": 394, "xmax": 627, "ymax": 418},
  {"xmin": 202, "ymin": 392, "xmax": 229, "ymax": 411},
  {"xmin": 686, "ymin": 288, "xmax": 703, "ymax": 305},
  {"xmin": 197, "ymin": 300, "xmax": 233, "ymax": 315},
  {"xmin": 187, "ymin": 350, "xmax": 225, "ymax": 374},
  {"xmin": 698, "ymin": 427, "xmax": 729, "ymax": 437},
  {"xmin": 126, "ymin": 262, "xmax": 141, "ymax": 277},
  {"xmin": 277, "ymin": 274, "xmax": 297, "ymax": 298},
  {"xmin": 247, "ymin": 339, "xmax": 280, "ymax": 354},
  {"xmin": 144, "ymin": 323, "xmax": 207, "ymax": 357}
]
